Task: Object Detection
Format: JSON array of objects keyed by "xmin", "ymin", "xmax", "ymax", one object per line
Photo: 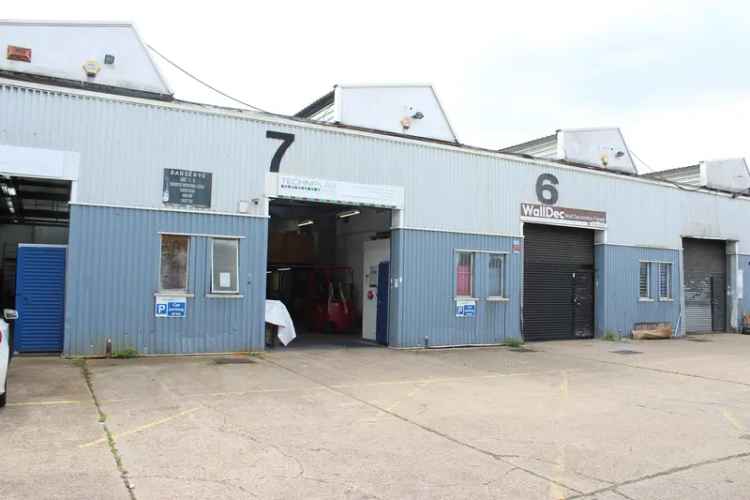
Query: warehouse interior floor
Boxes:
[
  {"xmin": 274, "ymin": 331, "xmax": 381, "ymax": 350},
  {"xmin": 266, "ymin": 198, "xmax": 391, "ymax": 347}
]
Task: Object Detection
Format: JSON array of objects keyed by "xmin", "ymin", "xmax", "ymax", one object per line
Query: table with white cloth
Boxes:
[{"xmin": 264, "ymin": 300, "xmax": 296, "ymax": 346}]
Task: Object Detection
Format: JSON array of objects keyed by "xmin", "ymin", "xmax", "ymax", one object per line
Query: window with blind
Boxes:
[
  {"xmin": 455, "ymin": 251, "xmax": 474, "ymax": 297},
  {"xmin": 211, "ymin": 238, "xmax": 239, "ymax": 294},
  {"xmin": 639, "ymin": 262, "xmax": 651, "ymax": 299},
  {"xmin": 160, "ymin": 235, "xmax": 189, "ymax": 291},
  {"xmin": 487, "ymin": 254, "xmax": 507, "ymax": 298},
  {"xmin": 657, "ymin": 262, "xmax": 672, "ymax": 300}
]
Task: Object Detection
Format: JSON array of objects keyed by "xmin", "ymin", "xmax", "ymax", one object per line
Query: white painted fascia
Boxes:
[
  {"xmin": 0, "ymin": 20, "xmax": 174, "ymax": 96},
  {"xmin": 698, "ymin": 161, "xmax": 709, "ymax": 187},
  {"xmin": 429, "ymin": 84, "xmax": 459, "ymax": 143},
  {"xmin": 2, "ymin": 77, "xmax": 749, "ymax": 204},
  {"xmin": 333, "ymin": 82, "xmax": 458, "ymax": 142},
  {"xmin": 333, "ymin": 85, "xmax": 343, "ymax": 123}
]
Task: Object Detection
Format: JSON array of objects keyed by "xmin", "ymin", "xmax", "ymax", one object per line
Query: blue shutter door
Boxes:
[{"xmin": 15, "ymin": 245, "xmax": 67, "ymax": 353}]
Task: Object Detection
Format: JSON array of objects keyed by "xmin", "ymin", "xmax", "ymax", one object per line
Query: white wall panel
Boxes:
[{"xmin": 2, "ymin": 81, "xmax": 749, "ymax": 253}]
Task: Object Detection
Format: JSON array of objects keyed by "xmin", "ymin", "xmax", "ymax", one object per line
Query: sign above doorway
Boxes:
[
  {"xmin": 276, "ymin": 174, "xmax": 404, "ymax": 209},
  {"xmin": 520, "ymin": 203, "xmax": 607, "ymax": 229}
]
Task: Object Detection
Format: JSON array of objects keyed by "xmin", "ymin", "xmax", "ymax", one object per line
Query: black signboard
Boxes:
[{"xmin": 162, "ymin": 169, "xmax": 212, "ymax": 209}]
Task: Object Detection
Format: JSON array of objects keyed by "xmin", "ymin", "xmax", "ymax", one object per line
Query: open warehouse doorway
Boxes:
[
  {"xmin": 266, "ymin": 199, "xmax": 392, "ymax": 348},
  {"xmin": 0, "ymin": 176, "xmax": 71, "ymax": 353}
]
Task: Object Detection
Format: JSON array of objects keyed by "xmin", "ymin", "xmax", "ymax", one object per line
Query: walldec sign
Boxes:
[
  {"xmin": 277, "ymin": 175, "xmax": 405, "ymax": 209},
  {"xmin": 520, "ymin": 202, "xmax": 607, "ymax": 228},
  {"xmin": 162, "ymin": 169, "xmax": 212, "ymax": 209}
]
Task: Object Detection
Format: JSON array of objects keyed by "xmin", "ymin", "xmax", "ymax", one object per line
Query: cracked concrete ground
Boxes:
[{"xmin": 2, "ymin": 334, "xmax": 750, "ymax": 499}]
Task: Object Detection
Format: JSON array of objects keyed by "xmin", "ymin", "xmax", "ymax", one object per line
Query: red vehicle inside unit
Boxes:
[{"xmin": 304, "ymin": 266, "xmax": 355, "ymax": 333}]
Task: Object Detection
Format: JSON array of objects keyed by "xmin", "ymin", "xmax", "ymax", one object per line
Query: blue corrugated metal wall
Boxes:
[
  {"xmin": 595, "ymin": 245, "xmax": 681, "ymax": 337},
  {"xmin": 389, "ymin": 229, "xmax": 522, "ymax": 347},
  {"xmin": 64, "ymin": 205, "xmax": 268, "ymax": 356},
  {"xmin": 741, "ymin": 255, "xmax": 750, "ymax": 328}
]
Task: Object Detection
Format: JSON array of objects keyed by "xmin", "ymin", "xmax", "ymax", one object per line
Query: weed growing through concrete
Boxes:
[
  {"xmin": 77, "ymin": 359, "xmax": 135, "ymax": 499},
  {"xmin": 503, "ymin": 338, "xmax": 524, "ymax": 348},
  {"xmin": 602, "ymin": 330, "xmax": 621, "ymax": 341},
  {"xmin": 111, "ymin": 348, "xmax": 138, "ymax": 359}
]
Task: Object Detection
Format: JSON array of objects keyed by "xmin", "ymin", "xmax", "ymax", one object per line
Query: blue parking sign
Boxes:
[
  {"xmin": 155, "ymin": 296, "xmax": 187, "ymax": 318},
  {"xmin": 167, "ymin": 301, "xmax": 186, "ymax": 317}
]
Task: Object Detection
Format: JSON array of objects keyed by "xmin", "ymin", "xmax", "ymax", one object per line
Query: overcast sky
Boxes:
[{"xmin": 7, "ymin": 1, "xmax": 750, "ymax": 172}]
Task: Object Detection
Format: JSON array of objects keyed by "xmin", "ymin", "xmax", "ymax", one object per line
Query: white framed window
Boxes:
[
  {"xmin": 160, "ymin": 234, "xmax": 189, "ymax": 291},
  {"xmin": 487, "ymin": 253, "xmax": 507, "ymax": 299},
  {"xmin": 455, "ymin": 251, "xmax": 474, "ymax": 298},
  {"xmin": 657, "ymin": 262, "xmax": 673, "ymax": 300},
  {"xmin": 639, "ymin": 261, "xmax": 652, "ymax": 300},
  {"xmin": 211, "ymin": 238, "xmax": 239, "ymax": 294}
]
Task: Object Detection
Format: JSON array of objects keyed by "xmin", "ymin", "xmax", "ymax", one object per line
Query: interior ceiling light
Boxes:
[
  {"xmin": 337, "ymin": 209, "xmax": 360, "ymax": 218},
  {"xmin": 277, "ymin": 267, "xmax": 292, "ymax": 272},
  {"xmin": 0, "ymin": 185, "xmax": 6, "ymax": 195},
  {"xmin": 297, "ymin": 219, "xmax": 314, "ymax": 227},
  {"xmin": 6, "ymin": 186, "xmax": 15, "ymax": 197}
]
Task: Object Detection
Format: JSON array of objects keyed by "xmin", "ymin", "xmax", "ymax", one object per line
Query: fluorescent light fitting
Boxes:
[
  {"xmin": 297, "ymin": 219, "xmax": 314, "ymax": 227},
  {"xmin": 277, "ymin": 267, "xmax": 292, "ymax": 271},
  {"xmin": 6, "ymin": 187, "xmax": 15, "ymax": 197},
  {"xmin": 337, "ymin": 209, "xmax": 360, "ymax": 219}
]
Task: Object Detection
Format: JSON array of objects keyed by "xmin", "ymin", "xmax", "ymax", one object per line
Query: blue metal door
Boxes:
[
  {"xmin": 15, "ymin": 245, "xmax": 67, "ymax": 353},
  {"xmin": 375, "ymin": 261, "xmax": 390, "ymax": 345}
]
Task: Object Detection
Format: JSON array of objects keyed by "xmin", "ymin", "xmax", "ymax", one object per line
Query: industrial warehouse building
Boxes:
[{"xmin": 0, "ymin": 21, "xmax": 749, "ymax": 356}]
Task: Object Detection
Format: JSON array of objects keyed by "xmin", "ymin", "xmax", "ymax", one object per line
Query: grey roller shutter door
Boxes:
[{"xmin": 683, "ymin": 238, "xmax": 726, "ymax": 333}]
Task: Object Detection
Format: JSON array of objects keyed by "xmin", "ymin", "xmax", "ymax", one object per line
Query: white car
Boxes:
[{"xmin": 0, "ymin": 309, "xmax": 18, "ymax": 408}]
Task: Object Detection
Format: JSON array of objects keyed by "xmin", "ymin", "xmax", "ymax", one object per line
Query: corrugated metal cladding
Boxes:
[
  {"xmin": 64, "ymin": 205, "xmax": 267, "ymax": 356},
  {"xmin": 742, "ymin": 255, "xmax": 750, "ymax": 328},
  {"xmin": 0, "ymin": 84, "xmax": 268, "ymax": 217},
  {"xmin": 389, "ymin": 229, "xmax": 522, "ymax": 347},
  {"xmin": 595, "ymin": 245, "xmax": 681, "ymax": 337},
  {"xmin": 2, "ymin": 82, "xmax": 750, "ymax": 253}
]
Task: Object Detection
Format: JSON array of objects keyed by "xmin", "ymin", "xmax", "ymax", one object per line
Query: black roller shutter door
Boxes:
[{"xmin": 523, "ymin": 224, "xmax": 594, "ymax": 341}]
